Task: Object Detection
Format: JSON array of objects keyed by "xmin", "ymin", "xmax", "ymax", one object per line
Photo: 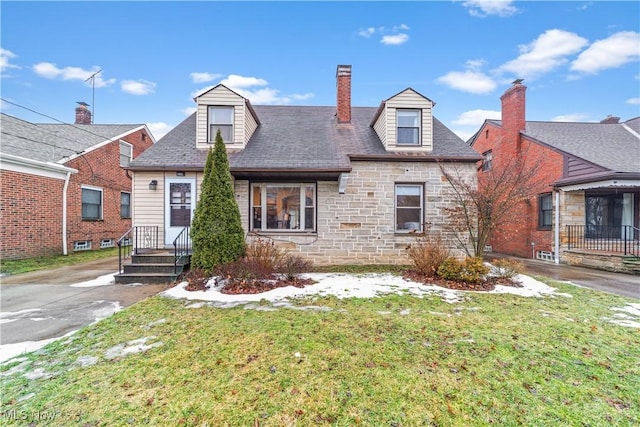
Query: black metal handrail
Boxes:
[
  {"xmin": 173, "ymin": 226, "xmax": 191, "ymax": 275},
  {"xmin": 566, "ymin": 225, "xmax": 640, "ymax": 256},
  {"xmin": 117, "ymin": 226, "xmax": 160, "ymax": 273}
]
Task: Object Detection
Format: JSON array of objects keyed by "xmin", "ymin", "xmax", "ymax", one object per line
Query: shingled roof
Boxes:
[
  {"xmin": 0, "ymin": 113, "xmax": 147, "ymax": 164},
  {"xmin": 128, "ymin": 104, "xmax": 480, "ymax": 176},
  {"xmin": 485, "ymin": 118, "xmax": 640, "ymax": 173}
]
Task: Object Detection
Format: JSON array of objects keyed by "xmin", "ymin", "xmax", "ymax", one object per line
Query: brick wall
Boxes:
[
  {"xmin": 63, "ymin": 128, "xmax": 153, "ymax": 254},
  {"xmin": 0, "ymin": 170, "xmax": 65, "ymax": 259},
  {"xmin": 237, "ymin": 160, "xmax": 476, "ymax": 265},
  {"xmin": 472, "ymin": 123, "xmax": 564, "ymax": 258}
]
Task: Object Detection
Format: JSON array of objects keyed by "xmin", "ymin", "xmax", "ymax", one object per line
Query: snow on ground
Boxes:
[
  {"xmin": 69, "ymin": 272, "xmax": 118, "ymax": 288},
  {"xmin": 161, "ymin": 272, "xmax": 566, "ymax": 306},
  {"xmin": 604, "ymin": 303, "xmax": 640, "ymax": 328}
]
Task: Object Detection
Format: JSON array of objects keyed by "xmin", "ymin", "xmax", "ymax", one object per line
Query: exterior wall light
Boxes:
[{"xmin": 149, "ymin": 180, "xmax": 158, "ymax": 190}]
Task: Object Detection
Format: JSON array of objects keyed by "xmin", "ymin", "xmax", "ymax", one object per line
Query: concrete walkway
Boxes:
[
  {"xmin": 488, "ymin": 253, "xmax": 639, "ymax": 299},
  {"xmin": 0, "ymin": 257, "xmax": 173, "ymax": 360}
]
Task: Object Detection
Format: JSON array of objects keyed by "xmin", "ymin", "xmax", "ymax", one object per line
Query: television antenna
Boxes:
[{"xmin": 84, "ymin": 69, "xmax": 102, "ymax": 123}]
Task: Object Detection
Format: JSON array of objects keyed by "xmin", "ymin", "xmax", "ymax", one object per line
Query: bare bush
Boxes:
[{"xmin": 405, "ymin": 228, "xmax": 451, "ymax": 277}]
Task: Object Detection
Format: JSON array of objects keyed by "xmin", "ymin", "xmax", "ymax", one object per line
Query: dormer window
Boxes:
[
  {"xmin": 208, "ymin": 106, "xmax": 233, "ymax": 143},
  {"xmin": 397, "ymin": 109, "xmax": 421, "ymax": 145}
]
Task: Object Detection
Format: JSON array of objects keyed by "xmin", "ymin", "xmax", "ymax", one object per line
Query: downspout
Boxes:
[
  {"xmin": 62, "ymin": 170, "xmax": 72, "ymax": 255},
  {"xmin": 554, "ymin": 189, "xmax": 560, "ymax": 264}
]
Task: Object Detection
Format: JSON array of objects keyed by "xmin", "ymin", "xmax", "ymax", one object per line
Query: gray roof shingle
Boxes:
[
  {"xmin": 484, "ymin": 118, "xmax": 640, "ymax": 173},
  {"xmin": 1, "ymin": 113, "xmax": 145, "ymax": 164},
  {"xmin": 129, "ymin": 104, "xmax": 480, "ymax": 172}
]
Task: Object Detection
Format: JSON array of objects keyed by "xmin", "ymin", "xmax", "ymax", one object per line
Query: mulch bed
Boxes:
[
  {"xmin": 403, "ymin": 270, "xmax": 522, "ymax": 291},
  {"xmin": 220, "ymin": 277, "xmax": 315, "ymax": 295}
]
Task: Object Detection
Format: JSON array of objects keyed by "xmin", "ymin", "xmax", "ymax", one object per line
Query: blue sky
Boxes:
[{"xmin": 1, "ymin": 1, "xmax": 639, "ymax": 141}]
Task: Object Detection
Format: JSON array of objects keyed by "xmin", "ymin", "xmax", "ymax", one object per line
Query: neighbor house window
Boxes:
[
  {"xmin": 208, "ymin": 106, "xmax": 233, "ymax": 143},
  {"xmin": 100, "ymin": 239, "xmax": 114, "ymax": 248},
  {"xmin": 397, "ymin": 109, "xmax": 420, "ymax": 145},
  {"xmin": 250, "ymin": 183, "xmax": 316, "ymax": 231},
  {"xmin": 119, "ymin": 141, "xmax": 133, "ymax": 166},
  {"xmin": 539, "ymin": 193, "xmax": 552, "ymax": 228},
  {"xmin": 121, "ymin": 192, "xmax": 131, "ymax": 218},
  {"xmin": 395, "ymin": 184, "xmax": 423, "ymax": 232},
  {"xmin": 82, "ymin": 187, "xmax": 103, "ymax": 220},
  {"xmin": 74, "ymin": 240, "xmax": 91, "ymax": 251},
  {"xmin": 482, "ymin": 150, "xmax": 493, "ymax": 171}
]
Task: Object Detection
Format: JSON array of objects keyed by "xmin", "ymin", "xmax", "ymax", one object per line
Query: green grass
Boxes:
[
  {"xmin": 0, "ymin": 248, "xmax": 119, "ymax": 275},
  {"xmin": 1, "ymin": 277, "xmax": 638, "ymax": 426}
]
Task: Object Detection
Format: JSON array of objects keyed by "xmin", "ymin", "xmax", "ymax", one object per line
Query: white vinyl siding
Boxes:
[
  {"xmin": 195, "ymin": 85, "xmax": 258, "ymax": 150},
  {"xmin": 371, "ymin": 88, "xmax": 434, "ymax": 152}
]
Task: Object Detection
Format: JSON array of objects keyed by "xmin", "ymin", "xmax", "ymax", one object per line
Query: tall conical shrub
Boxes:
[{"xmin": 191, "ymin": 129, "xmax": 245, "ymax": 271}]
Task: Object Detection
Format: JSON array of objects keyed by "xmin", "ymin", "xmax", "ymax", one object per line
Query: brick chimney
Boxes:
[
  {"xmin": 500, "ymin": 79, "xmax": 526, "ymax": 145},
  {"xmin": 75, "ymin": 101, "xmax": 92, "ymax": 124},
  {"xmin": 336, "ymin": 65, "xmax": 352, "ymax": 124},
  {"xmin": 600, "ymin": 115, "xmax": 620, "ymax": 124}
]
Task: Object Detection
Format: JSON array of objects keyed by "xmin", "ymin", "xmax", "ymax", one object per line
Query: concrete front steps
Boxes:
[
  {"xmin": 622, "ymin": 255, "xmax": 640, "ymax": 274},
  {"xmin": 114, "ymin": 251, "xmax": 190, "ymax": 284}
]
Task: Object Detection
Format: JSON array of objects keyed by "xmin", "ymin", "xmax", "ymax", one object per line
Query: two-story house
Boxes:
[
  {"xmin": 470, "ymin": 81, "xmax": 640, "ymax": 273},
  {"xmin": 0, "ymin": 104, "xmax": 155, "ymax": 260},
  {"xmin": 127, "ymin": 65, "xmax": 481, "ymax": 265}
]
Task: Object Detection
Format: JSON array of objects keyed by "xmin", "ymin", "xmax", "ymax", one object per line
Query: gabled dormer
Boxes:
[
  {"xmin": 195, "ymin": 84, "xmax": 260, "ymax": 150},
  {"xmin": 370, "ymin": 88, "xmax": 435, "ymax": 152}
]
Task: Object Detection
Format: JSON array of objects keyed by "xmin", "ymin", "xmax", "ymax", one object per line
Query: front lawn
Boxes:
[{"xmin": 1, "ymin": 276, "xmax": 638, "ymax": 426}]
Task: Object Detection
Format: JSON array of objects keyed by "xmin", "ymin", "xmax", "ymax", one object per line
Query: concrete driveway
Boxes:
[
  {"xmin": 0, "ymin": 257, "xmax": 173, "ymax": 362},
  {"xmin": 488, "ymin": 254, "xmax": 639, "ymax": 299}
]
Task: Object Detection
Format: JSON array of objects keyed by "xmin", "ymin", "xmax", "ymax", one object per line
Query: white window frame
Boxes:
[
  {"xmin": 74, "ymin": 240, "xmax": 92, "ymax": 251},
  {"xmin": 121, "ymin": 191, "xmax": 131, "ymax": 218},
  {"xmin": 208, "ymin": 106, "xmax": 233, "ymax": 143},
  {"xmin": 81, "ymin": 186, "xmax": 103, "ymax": 221},
  {"xmin": 100, "ymin": 239, "xmax": 115, "ymax": 248},
  {"xmin": 396, "ymin": 109, "xmax": 421, "ymax": 145},
  {"xmin": 119, "ymin": 141, "xmax": 133, "ymax": 167},
  {"xmin": 395, "ymin": 183, "xmax": 424, "ymax": 233},
  {"xmin": 482, "ymin": 150, "xmax": 493, "ymax": 171},
  {"xmin": 250, "ymin": 183, "xmax": 316, "ymax": 232}
]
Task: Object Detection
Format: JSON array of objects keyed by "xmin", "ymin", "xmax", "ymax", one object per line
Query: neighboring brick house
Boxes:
[
  {"xmin": 470, "ymin": 81, "xmax": 640, "ymax": 271},
  {"xmin": 0, "ymin": 104, "xmax": 155, "ymax": 260},
  {"xmin": 127, "ymin": 65, "xmax": 482, "ymax": 265}
]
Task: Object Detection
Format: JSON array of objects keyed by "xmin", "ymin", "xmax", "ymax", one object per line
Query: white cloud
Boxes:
[
  {"xmin": 459, "ymin": 0, "xmax": 518, "ymax": 17},
  {"xmin": 182, "ymin": 106, "xmax": 197, "ymax": 116},
  {"xmin": 551, "ymin": 113, "xmax": 590, "ymax": 122},
  {"xmin": 626, "ymin": 97, "xmax": 640, "ymax": 105},
  {"xmin": 452, "ymin": 109, "xmax": 501, "ymax": 126},
  {"xmin": 121, "ymin": 79, "xmax": 156, "ymax": 95},
  {"xmin": 358, "ymin": 27, "xmax": 375, "ymax": 38},
  {"xmin": 498, "ymin": 29, "xmax": 588, "ymax": 79},
  {"xmin": 32, "ymin": 62, "xmax": 115, "ymax": 87},
  {"xmin": 437, "ymin": 70, "xmax": 497, "ymax": 94},
  {"xmin": 571, "ymin": 31, "xmax": 640, "ymax": 74},
  {"xmin": 452, "ymin": 129, "xmax": 478, "ymax": 142},
  {"xmin": 190, "ymin": 74, "xmax": 314, "ymax": 106},
  {"xmin": 381, "ymin": 34, "xmax": 409, "ymax": 46},
  {"xmin": 146, "ymin": 122, "xmax": 173, "ymax": 140},
  {"xmin": 190, "ymin": 72, "xmax": 222, "ymax": 83},
  {"xmin": 0, "ymin": 48, "xmax": 20, "ymax": 72},
  {"xmin": 220, "ymin": 74, "xmax": 268, "ymax": 88}
]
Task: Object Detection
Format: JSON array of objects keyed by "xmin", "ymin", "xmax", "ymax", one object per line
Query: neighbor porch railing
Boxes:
[
  {"xmin": 117, "ymin": 226, "xmax": 160, "ymax": 273},
  {"xmin": 173, "ymin": 226, "xmax": 191, "ymax": 275},
  {"xmin": 566, "ymin": 225, "xmax": 640, "ymax": 256}
]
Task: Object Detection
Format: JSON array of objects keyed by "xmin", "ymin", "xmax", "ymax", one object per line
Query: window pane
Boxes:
[
  {"xmin": 397, "ymin": 128, "xmax": 419, "ymax": 144},
  {"xmin": 396, "ymin": 184, "xmax": 422, "ymax": 232},
  {"xmin": 209, "ymin": 107, "xmax": 233, "ymax": 124},
  {"xmin": 397, "ymin": 111, "xmax": 419, "ymax": 126},
  {"xmin": 83, "ymin": 188, "xmax": 101, "ymax": 204},
  {"xmin": 396, "ymin": 185, "xmax": 421, "ymax": 207},
  {"xmin": 121, "ymin": 193, "xmax": 131, "ymax": 218}
]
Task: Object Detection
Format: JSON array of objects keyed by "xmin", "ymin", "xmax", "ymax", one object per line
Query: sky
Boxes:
[{"xmin": 1, "ymin": 1, "xmax": 639, "ymax": 141}]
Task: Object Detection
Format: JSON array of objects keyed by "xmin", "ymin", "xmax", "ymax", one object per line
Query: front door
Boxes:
[{"xmin": 165, "ymin": 178, "xmax": 196, "ymax": 245}]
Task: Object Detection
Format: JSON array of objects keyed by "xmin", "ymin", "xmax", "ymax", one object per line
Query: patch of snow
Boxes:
[
  {"xmin": 0, "ymin": 308, "xmax": 42, "ymax": 319},
  {"xmin": 399, "ymin": 309, "xmax": 411, "ymax": 316},
  {"xmin": 91, "ymin": 301, "xmax": 123, "ymax": 322},
  {"xmin": 604, "ymin": 303, "xmax": 640, "ymax": 328},
  {"xmin": 0, "ymin": 319, "xmax": 18, "ymax": 325},
  {"xmin": 162, "ymin": 272, "xmax": 568, "ymax": 310},
  {"xmin": 144, "ymin": 319, "xmax": 167, "ymax": 328},
  {"xmin": 105, "ymin": 336, "xmax": 163, "ymax": 359},
  {"xmin": 17, "ymin": 392, "xmax": 35, "ymax": 402},
  {"xmin": 377, "ymin": 311, "xmax": 392, "ymax": 315},
  {"xmin": 76, "ymin": 355, "xmax": 99, "ymax": 367},
  {"xmin": 24, "ymin": 367, "xmax": 52, "ymax": 380},
  {"xmin": 69, "ymin": 272, "xmax": 117, "ymax": 288},
  {"xmin": 0, "ymin": 359, "xmax": 30, "ymax": 376},
  {"xmin": 0, "ymin": 330, "xmax": 78, "ymax": 365}
]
